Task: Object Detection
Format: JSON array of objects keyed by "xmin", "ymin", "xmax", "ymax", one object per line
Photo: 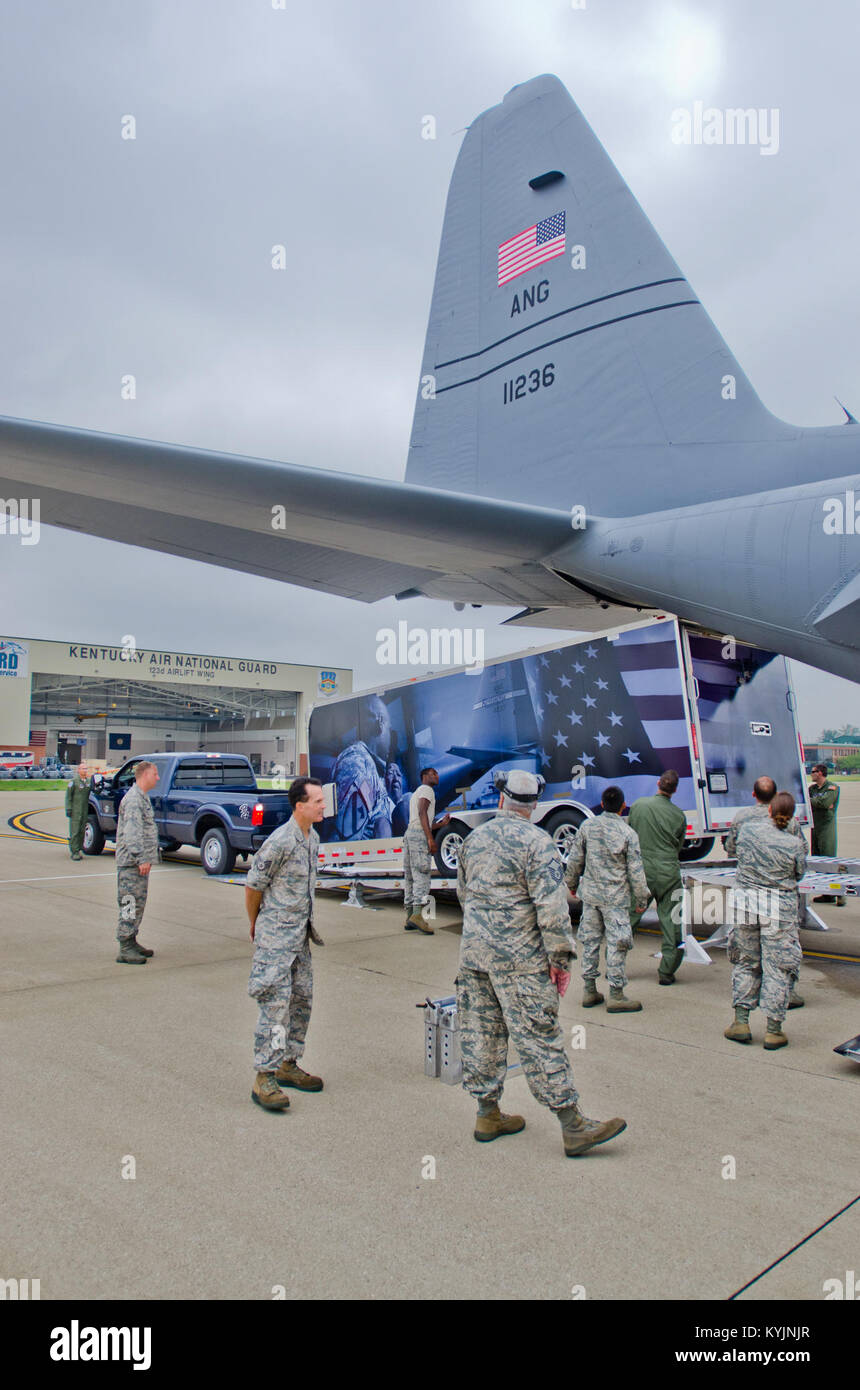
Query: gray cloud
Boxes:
[{"xmin": 0, "ymin": 0, "xmax": 857, "ymax": 737}]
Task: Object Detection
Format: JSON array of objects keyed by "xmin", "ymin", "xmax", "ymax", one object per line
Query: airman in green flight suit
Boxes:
[
  {"xmin": 628, "ymin": 770, "xmax": 688, "ymax": 983},
  {"xmin": 64, "ymin": 764, "xmax": 93, "ymax": 861}
]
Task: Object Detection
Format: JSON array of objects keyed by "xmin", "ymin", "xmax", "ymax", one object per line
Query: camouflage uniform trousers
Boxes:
[
  {"xmin": 728, "ymin": 918, "xmax": 802, "ymax": 1024},
  {"xmin": 249, "ymin": 933, "xmax": 313, "ymax": 1072},
  {"xmin": 403, "ymin": 825, "xmax": 432, "ymax": 908},
  {"xmin": 456, "ymin": 965, "xmax": 579, "ymax": 1110},
  {"xmin": 577, "ymin": 903, "xmax": 634, "ymax": 989},
  {"xmin": 117, "ymin": 866, "xmax": 149, "ymax": 944}
]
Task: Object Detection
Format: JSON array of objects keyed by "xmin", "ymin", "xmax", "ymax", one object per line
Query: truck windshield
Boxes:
[{"xmin": 171, "ymin": 761, "xmax": 256, "ymax": 790}]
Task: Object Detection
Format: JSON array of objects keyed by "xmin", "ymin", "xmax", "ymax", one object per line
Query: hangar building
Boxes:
[{"xmin": 0, "ymin": 636, "xmax": 351, "ymax": 774}]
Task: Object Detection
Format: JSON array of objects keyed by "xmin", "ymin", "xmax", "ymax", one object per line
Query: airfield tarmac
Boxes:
[{"xmin": 1, "ymin": 788, "xmax": 858, "ymax": 1302}]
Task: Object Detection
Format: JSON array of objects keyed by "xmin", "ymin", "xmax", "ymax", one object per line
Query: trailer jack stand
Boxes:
[{"xmin": 341, "ymin": 880, "xmax": 378, "ymax": 911}]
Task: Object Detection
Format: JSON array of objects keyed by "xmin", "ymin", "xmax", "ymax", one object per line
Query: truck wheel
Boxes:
[
  {"xmin": 82, "ymin": 815, "xmax": 105, "ymax": 855},
  {"xmin": 679, "ymin": 836, "xmax": 715, "ymax": 863},
  {"xmin": 200, "ymin": 828, "xmax": 237, "ymax": 875},
  {"xmin": 434, "ymin": 824, "xmax": 466, "ymax": 878},
  {"xmin": 541, "ymin": 808, "xmax": 585, "ymax": 864}
]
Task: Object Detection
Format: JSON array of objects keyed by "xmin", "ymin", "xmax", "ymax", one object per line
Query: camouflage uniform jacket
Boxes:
[
  {"xmin": 564, "ymin": 812, "xmax": 649, "ymax": 908},
  {"xmin": 115, "ymin": 784, "xmax": 159, "ymax": 868},
  {"xmin": 735, "ymin": 817, "xmax": 807, "ymax": 921},
  {"xmin": 725, "ymin": 802, "xmax": 804, "ymax": 857},
  {"xmin": 246, "ymin": 816, "xmax": 324, "ymax": 949},
  {"xmin": 456, "ymin": 809, "xmax": 574, "ymax": 973}
]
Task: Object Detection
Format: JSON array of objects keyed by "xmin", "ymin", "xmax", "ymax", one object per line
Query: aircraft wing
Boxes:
[{"xmin": 0, "ymin": 414, "xmax": 577, "ymax": 605}]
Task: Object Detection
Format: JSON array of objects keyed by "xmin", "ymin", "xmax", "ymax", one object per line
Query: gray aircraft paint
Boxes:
[{"xmin": 0, "ymin": 74, "xmax": 857, "ymax": 681}]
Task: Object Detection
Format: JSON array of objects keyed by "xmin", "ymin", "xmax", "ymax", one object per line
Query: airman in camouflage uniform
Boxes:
[
  {"xmin": 246, "ymin": 777, "xmax": 326, "ymax": 1112},
  {"xmin": 725, "ymin": 777, "xmax": 807, "ymax": 1008},
  {"xmin": 403, "ymin": 767, "xmax": 449, "ymax": 934},
  {"xmin": 114, "ymin": 762, "xmax": 160, "ymax": 964},
  {"xmin": 565, "ymin": 786, "xmax": 649, "ymax": 1012},
  {"xmin": 456, "ymin": 769, "xmax": 627, "ymax": 1157},
  {"xmin": 724, "ymin": 777, "xmax": 804, "ymax": 858},
  {"xmin": 724, "ymin": 791, "xmax": 806, "ymax": 1051}
]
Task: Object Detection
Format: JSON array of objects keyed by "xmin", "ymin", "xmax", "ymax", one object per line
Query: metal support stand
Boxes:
[
  {"xmin": 422, "ymin": 995, "xmax": 462, "ymax": 1083},
  {"xmin": 340, "ymin": 880, "xmax": 379, "ymax": 911}
]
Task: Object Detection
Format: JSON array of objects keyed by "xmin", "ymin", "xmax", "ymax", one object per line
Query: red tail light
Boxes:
[{"xmin": 252, "ymin": 803, "xmax": 264, "ymax": 826}]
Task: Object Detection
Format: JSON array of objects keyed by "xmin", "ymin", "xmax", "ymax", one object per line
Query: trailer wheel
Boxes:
[
  {"xmin": 434, "ymin": 824, "xmax": 467, "ymax": 878},
  {"xmin": 541, "ymin": 808, "xmax": 585, "ymax": 864},
  {"xmin": 200, "ymin": 828, "xmax": 237, "ymax": 876},
  {"xmin": 679, "ymin": 836, "xmax": 715, "ymax": 863},
  {"xmin": 82, "ymin": 814, "xmax": 105, "ymax": 855}
]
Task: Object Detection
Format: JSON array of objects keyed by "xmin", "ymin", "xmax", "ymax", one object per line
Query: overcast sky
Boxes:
[{"xmin": 0, "ymin": 0, "xmax": 857, "ymax": 738}]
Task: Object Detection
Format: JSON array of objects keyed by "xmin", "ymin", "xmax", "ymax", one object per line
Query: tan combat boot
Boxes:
[
  {"xmin": 763, "ymin": 1019, "xmax": 788, "ymax": 1050},
  {"xmin": 473, "ymin": 1100, "xmax": 525, "ymax": 1142},
  {"xmin": 581, "ymin": 980, "xmax": 604, "ymax": 1008},
  {"xmin": 788, "ymin": 990, "xmax": 804, "ymax": 1009},
  {"xmin": 116, "ymin": 942, "xmax": 148, "ymax": 964},
  {"xmin": 724, "ymin": 1006, "xmax": 752, "ymax": 1044},
  {"xmin": 407, "ymin": 909, "xmax": 434, "ymax": 935},
  {"xmin": 606, "ymin": 986, "xmax": 642, "ymax": 1013},
  {"xmin": 251, "ymin": 1072, "xmax": 291, "ymax": 1110},
  {"xmin": 275, "ymin": 1059, "xmax": 324, "ymax": 1091},
  {"xmin": 558, "ymin": 1104, "xmax": 626, "ymax": 1157}
]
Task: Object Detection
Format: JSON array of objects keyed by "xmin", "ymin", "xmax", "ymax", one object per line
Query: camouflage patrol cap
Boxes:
[{"xmin": 494, "ymin": 769, "xmax": 545, "ymax": 802}]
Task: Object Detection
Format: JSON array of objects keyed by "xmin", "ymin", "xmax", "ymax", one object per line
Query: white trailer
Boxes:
[{"xmin": 309, "ymin": 616, "xmax": 810, "ymax": 880}]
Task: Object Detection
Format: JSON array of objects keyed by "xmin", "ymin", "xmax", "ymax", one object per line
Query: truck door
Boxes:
[
  {"xmin": 681, "ymin": 630, "xmax": 808, "ymax": 833},
  {"xmin": 102, "ymin": 759, "xmax": 141, "ymax": 832},
  {"xmin": 146, "ymin": 762, "xmax": 171, "ymax": 838}
]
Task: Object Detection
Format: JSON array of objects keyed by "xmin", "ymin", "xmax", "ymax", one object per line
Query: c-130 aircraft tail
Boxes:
[
  {"xmin": 406, "ymin": 75, "xmax": 859, "ymax": 679},
  {"xmin": 406, "ymin": 73, "xmax": 793, "ymax": 509},
  {"xmin": 0, "ymin": 74, "xmax": 857, "ymax": 679}
]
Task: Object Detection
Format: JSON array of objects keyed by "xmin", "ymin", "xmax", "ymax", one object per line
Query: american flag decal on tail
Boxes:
[{"xmin": 498, "ymin": 211, "xmax": 565, "ymax": 287}]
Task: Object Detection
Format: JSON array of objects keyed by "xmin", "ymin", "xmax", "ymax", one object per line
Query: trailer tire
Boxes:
[
  {"xmin": 200, "ymin": 828, "xmax": 237, "ymax": 876},
  {"xmin": 541, "ymin": 808, "xmax": 585, "ymax": 864},
  {"xmin": 82, "ymin": 814, "xmax": 105, "ymax": 856},
  {"xmin": 679, "ymin": 836, "xmax": 715, "ymax": 863},
  {"xmin": 434, "ymin": 823, "xmax": 467, "ymax": 878}
]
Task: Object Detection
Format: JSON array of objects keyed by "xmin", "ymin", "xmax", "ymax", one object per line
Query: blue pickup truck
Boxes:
[{"xmin": 82, "ymin": 752, "xmax": 293, "ymax": 874}]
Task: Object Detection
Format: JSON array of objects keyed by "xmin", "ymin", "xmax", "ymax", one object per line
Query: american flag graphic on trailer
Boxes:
[
  {"xmin": 522, "ymin": 624, "xmax": 694, "ymax": 810},
  {"xmin": 497, "ymin": 211, "xmax": 566, "ymax": 287}
]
